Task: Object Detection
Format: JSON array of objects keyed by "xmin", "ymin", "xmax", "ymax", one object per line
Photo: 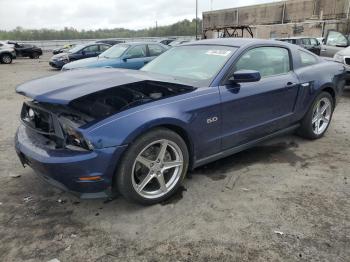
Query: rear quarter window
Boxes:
[{"xmin": 299, "ymin": 50, "xmax": 318, "ymax": 67}]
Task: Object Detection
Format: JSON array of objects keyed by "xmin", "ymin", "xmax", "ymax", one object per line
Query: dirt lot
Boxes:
[{"xmin": 0, "ymin": 54, "xmax": 349, "ymax": 262}]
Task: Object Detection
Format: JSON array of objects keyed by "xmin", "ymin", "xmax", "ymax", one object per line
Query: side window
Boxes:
[
  {"xmin": 235, "ymin": 47, "xmax": 290, "ymax": 78},
  {"xmin": 326, "ymin": 31, "xmax": 348, "ymax": 46},
  {"xmin": 83, "ymin": 45, "xmax": 99, "ymax": 52},
  {"xmin": 310, "ymin": 38, "xmax": 318, "ymax": 46},
  {"xmin": 125, "ymin": 45, "xmax": 147, "ymax": 59},
  {"xmin": 299, "ymin": 50, "xmax": 318, "ymax": 67},
  {"xmin": 148, "ymin": 44, "xmax": 165, "ymax": 56},
  {"xmin": 99, "ymin": 45, "xmax": 110, "ymax": 52},
  {"xmin": 302, "ymin": 38, "xmax": 311, "ymax": 45}
]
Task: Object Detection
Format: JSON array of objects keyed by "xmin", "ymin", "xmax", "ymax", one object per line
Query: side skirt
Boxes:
[{"xmin": 193, "ymin": 124, "xmax": 300, "ymax": 168}]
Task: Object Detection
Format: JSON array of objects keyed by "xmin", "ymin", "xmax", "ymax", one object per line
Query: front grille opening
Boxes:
[
  {"xmin": 20, "ymin": 101, "xmax": 65, "ymax": 148},
  {"xmin": 21, "ymin": 102, "xmax": 54, "ymax": 133},
  {"xmin": 345, "ymin": 57, "xmax": 350, "ymax": 66}
]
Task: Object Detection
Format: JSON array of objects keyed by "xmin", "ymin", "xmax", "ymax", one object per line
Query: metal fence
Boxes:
[{"xmin": 13, "ymin": 36, "xmax": 195, "ymax": 51}]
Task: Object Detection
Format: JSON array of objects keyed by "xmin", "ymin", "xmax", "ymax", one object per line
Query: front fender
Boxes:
[
  {"xmin": 84, "ymin": 102, "xmax": 193, "ymax": 149},
  {"xmin": 122, "ymin": 117, "xmax": 191, "ymax": 145}
]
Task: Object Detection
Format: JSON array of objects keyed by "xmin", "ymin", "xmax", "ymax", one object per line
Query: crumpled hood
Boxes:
[
  {"xmin": 63, "ymin": 56, "xmax": 118, "ymax": 70},
  {"xmin": 16, "ymin": 68, "xmax": 191, "ymax": 105}
]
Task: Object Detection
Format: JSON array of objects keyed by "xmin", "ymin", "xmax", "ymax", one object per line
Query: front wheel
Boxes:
[
  {"xmin": 297, "ymin": 92, "xmax": 334, "ymax": 139},
  {"xmin": 116, "ymin": 128, "xmax": 189, "ymax": 205},
  {"xmin": 1, "ymin": 54, "xmax": 12, "ymax": 64}
]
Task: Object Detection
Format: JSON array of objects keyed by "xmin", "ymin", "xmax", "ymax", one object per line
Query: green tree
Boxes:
[{"xmin": 0, "ymin": 19, "xmax": 202, "ymax": 40}]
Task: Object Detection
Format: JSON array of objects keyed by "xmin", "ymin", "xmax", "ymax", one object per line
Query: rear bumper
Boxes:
[{"xmin": 15, "ymin": 124, "xmax": 127, "ymax": 199}]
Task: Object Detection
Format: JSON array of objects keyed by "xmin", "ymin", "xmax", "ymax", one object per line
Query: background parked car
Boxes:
[
  {"xmin": 52, "ymin": 44, "xmax": 76, "ymax": 55},
  {"xmin": 49, "ymin": 42, "xmax": 111, "ymax": 69},
  {"xmin": 276, "ymin": 37, "xmax": 321, "ymax": 55},
  {"xmin": 168, "ymin": 39, "xmax": 191, "ymax": 47},
  {"xmin": 321, "ymin": 30, "xmax": 350, "ymax": 57},
  {"xmin": 7, "ymin": 41, "xmax": 43, "ymax": 59},
  {"xmin": 158, "ymin": 38, "xmax": 176, "ymax": 46},
  {"xmin": 95, "ymin": 39, "xmax": 125, "ymax": 46},
  {"xmin": 0, "ymin": 41, "xmax": 16, "ymax": 64},
  {"xmin": 62, "ymin": 42, "xmax": 168, "ymax": 70}
]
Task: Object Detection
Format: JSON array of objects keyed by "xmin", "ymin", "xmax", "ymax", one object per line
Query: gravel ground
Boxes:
[{"xmin": 0, "ymin": 54, "xmax": 349, "ymax": 262}]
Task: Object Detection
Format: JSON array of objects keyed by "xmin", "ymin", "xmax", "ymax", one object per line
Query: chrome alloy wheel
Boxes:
[
  {"xmin": 2, "ymin": 55, "xmax": 11, "ymax": 64},
  {"xmin": 312, "ymin": 97, "xmax": 332, "ymax": 135},
  {"xmin": 131, "ymin": 139, "xmax": 184, "ymax": 199}
]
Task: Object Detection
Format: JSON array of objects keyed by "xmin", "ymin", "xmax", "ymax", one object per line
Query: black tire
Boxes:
[
  {"xmin": 0, "ymin": 54, "xmax": 12, "ymax": 64},
  {"xmin": 30, "ymin": 52, "xmax": 40, "ymax": 59},
  {"xmin": 297, "ymin": 91, "xmax": 334, "ymax": 139},
  {"xmin": 116, "ymin": 128, "xmax": 189, "ymax": 205}
]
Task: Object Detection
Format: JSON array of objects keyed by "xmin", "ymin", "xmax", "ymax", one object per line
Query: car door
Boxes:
[
  {"xmin": 14, "ymin": 44, "xmax": 26, "ymax": 56},
  {"xmin": 98, "ymin": 44, "xmax": 111, "ymax": 55},
  {"xmin": 321, "ymin": 30, "xmax": 349, "ymax": 57},
  {"xmin": 219, "ymin": 46, "xmax": 300, "ymax": 150},
  {"xmin": 300, "ymin": 38, "xmax": 313, "ymax": 52},
  {"xmin": 147, "ymin": 44, "xmax": 166, "ymax": 64},
  {"xmin": 120, "ymin": 45, "xmax": 148, "ymax": 69},
  {"xmin": 81, "ymin": 45, "xmax": 100, "ymax": 59},
  {"xmin": 309, "ymin": 38, "xmax": 321, "ymax": 55}
]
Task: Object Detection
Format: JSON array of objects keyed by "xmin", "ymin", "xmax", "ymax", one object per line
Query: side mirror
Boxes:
[
  {"xmin": 81, "ymin": 50, "xmax": 86, "ymax": 55},
  {"xmin": 227, "ymin": 70, "xmax": 261, "ymax": 84},
  {"xmin": 122, "ymin": 54, "xmax": 132, "ymax": 62}
]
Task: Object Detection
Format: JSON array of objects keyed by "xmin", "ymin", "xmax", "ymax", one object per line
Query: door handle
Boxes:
[{"xmin": 285, "ymin": 82, "xmax": 298, "ymax": 88}]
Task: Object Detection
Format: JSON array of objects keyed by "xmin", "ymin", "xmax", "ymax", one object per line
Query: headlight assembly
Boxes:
[{"xmin": 59, "ymin": 117, "xmax": 94, "ymax": 151}]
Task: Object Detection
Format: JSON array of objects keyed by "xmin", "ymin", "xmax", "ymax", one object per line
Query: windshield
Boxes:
[
  {"xmin": 142, "ymin": 45, "xmax": 237, "ymax": 85},
  {"xmin": 99, "ymin": 44, "xmax": 129, "ymax": 58},
  {"xmin": 68, "ymin": 44, "xmax": 85, "ymax": 53}
]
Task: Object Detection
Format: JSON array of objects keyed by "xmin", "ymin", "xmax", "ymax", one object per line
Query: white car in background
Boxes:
[{"xmin": 0, "ymin": 41, "xmax": 16, "ymax": 64}]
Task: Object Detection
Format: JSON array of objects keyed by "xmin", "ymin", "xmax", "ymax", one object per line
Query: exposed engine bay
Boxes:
[
  {"xmin": 69, "ymin": 80, "xmax": 194, "ymax": 120},
  {"xmin": 20, "ymin": 81, "xmax": 194, "ymax": 150}
]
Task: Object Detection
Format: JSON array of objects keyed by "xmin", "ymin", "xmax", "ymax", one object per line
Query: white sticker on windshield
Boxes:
[{"xmin": 205, "ymin": 50, "xmax": 232, "ymax": 56}]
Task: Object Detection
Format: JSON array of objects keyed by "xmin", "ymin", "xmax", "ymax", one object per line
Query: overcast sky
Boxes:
[{"xmin": 0, "ymin": 0, "xmax": 279, "ymax": 30}]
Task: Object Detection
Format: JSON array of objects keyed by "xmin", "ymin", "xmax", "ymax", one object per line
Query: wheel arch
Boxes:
[
  {"xmin": 0, "ymin": 51, "xmax": 13, "ymax": 58},
  {"xmin": 110, "ymin": 120, "xmax": 195, "ymax": 191},
  {"xmin": 124, "ymin": 120, "xmax": 195, "ymax": 169},
  {"xmin": 320, "ymin": 86, "xmax": 336, "ymax": 106}
]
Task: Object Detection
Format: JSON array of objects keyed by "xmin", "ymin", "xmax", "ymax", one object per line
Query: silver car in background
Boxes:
[{"xmin": 0, "ymin": 41, "xmax": 16, "ymax": 64}]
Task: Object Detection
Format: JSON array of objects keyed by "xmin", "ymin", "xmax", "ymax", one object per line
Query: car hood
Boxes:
[
  {"xmin": 51, "ymin": 52, "xmax": 69, "ymax": 60},
  {"xmin": 335, "ymin": 46, "xmax": 350, "ymax": 56},
  {"xmin": 63, "ymin": 56, "xmax": 117, "ymax": 70},
  {"xmin": 16, "ymin": 68, "xmax": 194, "ymax": 105}
]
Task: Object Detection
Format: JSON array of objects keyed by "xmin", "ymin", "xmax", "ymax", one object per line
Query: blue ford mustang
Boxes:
[
  {"xmin": 15, "ymin": 39, "xmax": 345, "ymax": 204},
  {"xmin": 61, "ymin": 42, "xmax": 168, "ymax": 71}
]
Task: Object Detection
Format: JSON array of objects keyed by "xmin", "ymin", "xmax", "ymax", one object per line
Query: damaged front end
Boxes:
[
  {"xmin": 19, "ymin": 80, "xmax": 194, "ymax": 151},
  {"xmin": 20, "ymin": 101, "xmax": 94, "ymax": 151},
  {"xmin": 15, "ymin": 69, "xmax": 195, "ymax": 197}
]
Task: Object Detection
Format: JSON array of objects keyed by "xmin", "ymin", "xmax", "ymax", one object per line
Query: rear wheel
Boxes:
[
  {"xmin": 116, "ymin": 128, "xmax": 189, "ymax": 205},
  {"xmin": 297, "ymin": 92, "xmax": 334, "ymax": 139},
  {"xmin": 1, "ymin": 54, "xmax": 12, "ymax": 64}
]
